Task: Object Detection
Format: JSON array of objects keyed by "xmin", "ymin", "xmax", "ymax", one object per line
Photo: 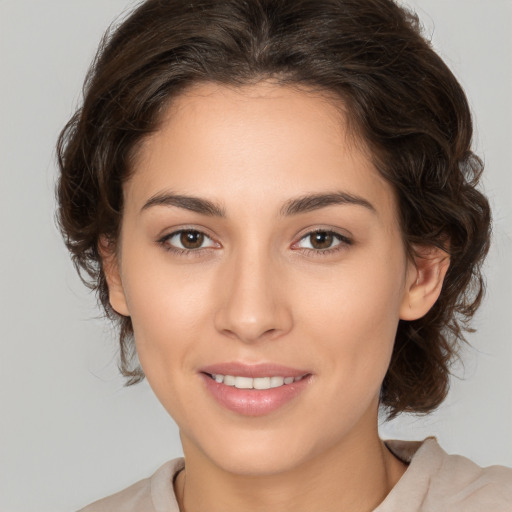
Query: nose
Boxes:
[{"xmin": 213, "ymin": 248, "xmax": 293, "ymax": 344}]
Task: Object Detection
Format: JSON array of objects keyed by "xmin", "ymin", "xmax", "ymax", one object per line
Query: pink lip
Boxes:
[
  {"xmin": 199, "ymin": 362, "xmax": 312, "ymax": 417},
  {"xmin": 200, "ymin": 362, "xmax": 310, "ymax": 378}
]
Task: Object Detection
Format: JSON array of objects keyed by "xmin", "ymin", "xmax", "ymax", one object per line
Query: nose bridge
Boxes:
[{"xmin": 214, "ymin": 242, "xmax": 291, "ymax": 343}]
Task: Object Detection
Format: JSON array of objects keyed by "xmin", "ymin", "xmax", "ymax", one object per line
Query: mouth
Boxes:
[
  {"xmin": 199, "ymin": 362, "xmax": 313, "ymax": 416},
  {"xmin": 204, "ymin": 373, "xmax": 308, "ymax": 390}
]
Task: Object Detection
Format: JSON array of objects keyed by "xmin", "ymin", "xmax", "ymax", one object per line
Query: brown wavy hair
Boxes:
[{"xmin": 56, "ymin": 0, "xmax": 491, "ymax": 418}]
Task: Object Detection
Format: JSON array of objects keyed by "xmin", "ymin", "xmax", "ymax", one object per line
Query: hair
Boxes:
[{"xmin": 57, "ymin": 0, "xmax": 491, "ymax": 418}]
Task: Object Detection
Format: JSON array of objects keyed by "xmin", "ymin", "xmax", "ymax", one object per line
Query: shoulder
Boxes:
[
  {"xmin": 378, "ymin": 438, "xmax": 512, "ymax": 512},
  {"xmin": 77, "ymin": 458, "xmax": 184, "ymax": 512}
]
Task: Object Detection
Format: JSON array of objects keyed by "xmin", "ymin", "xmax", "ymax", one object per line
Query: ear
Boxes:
[
  {"xmin": 98, "ymin": 235, "xmax": 130, "ymax": 317},
  {"xmin": 399, "ymin": 244, "xmax": 450, "ymax": 321}
]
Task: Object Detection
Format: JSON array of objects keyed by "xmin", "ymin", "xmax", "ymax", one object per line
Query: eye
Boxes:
[
  {"xmin": 160, "ymin": 229, "xmax": 218, "ymax": 252},
  {"xmin": 294, "ymin": 230, "xmax": 351, "ymax": 252}
]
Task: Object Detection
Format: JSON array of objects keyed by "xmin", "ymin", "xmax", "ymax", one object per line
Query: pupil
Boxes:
[
  {"xmin": 311, "ymin": 232, "xmax": 333, "ymax": 249},
  {"xmin": 180, "ymin": 231, "xmax": 204, "ymax": 249}
]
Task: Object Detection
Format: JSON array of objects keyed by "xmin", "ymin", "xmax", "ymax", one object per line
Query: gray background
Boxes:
[{"xmin": 1, "ymin": 0, "xmax": 511, "ymax": 510}]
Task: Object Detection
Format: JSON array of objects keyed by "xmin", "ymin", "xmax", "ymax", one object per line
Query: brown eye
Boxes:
[
  {"xmin": 180, "ymin": 230, "xmax": 205, "ymax": 249},
  {"xmin": 294, "ymin": 230, "xmax": 350, "ymax": 253},
  {"xmin": 161, "ymin": 229, "xmax": 217, "ymax": 252},
  {"xmin": 309, "ymin": 231, "xmax": 334, "ymax": 250}
]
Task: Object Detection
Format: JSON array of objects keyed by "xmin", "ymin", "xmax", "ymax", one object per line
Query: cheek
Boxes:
[
  {"xmin": 120, "ymin": 254, "xmax": 215, "ymax": 375},
  {"xmin": 298, "ymin": 253, "xmax": 405, "ymax": 386},
  {"xmin": 122, "ymin": 267, "xmax": 216, "ymax": 423}
]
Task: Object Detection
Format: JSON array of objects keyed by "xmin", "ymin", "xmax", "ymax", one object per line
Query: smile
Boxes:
[
  {"xmin": 208, "ymin": 373, "xmax": 307, "ymax": 390},
  {"xmin": 200, "ymin": 363, "xmax": 313, "ymax": 416}
]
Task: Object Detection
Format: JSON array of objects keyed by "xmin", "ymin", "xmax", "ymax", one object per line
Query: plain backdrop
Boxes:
[{"xmin": 1, "ymin": 0, "xmax": 511, "ymax": 510}]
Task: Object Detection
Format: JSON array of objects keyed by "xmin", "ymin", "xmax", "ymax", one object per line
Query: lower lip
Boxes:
[{"xmin": 200, "ymin": 373, "xmax": 312, "ymax": 417}]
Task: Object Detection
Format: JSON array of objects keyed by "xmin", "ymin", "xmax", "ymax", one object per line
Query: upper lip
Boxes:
[{"xmin": 200, "ymin": 362, "xmax": 311, "ymax": 378}]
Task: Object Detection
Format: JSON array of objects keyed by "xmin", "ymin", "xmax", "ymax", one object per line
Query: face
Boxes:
[{"xmin": 108, "ymin": 81, "xmax": 419, "ymax": 475}]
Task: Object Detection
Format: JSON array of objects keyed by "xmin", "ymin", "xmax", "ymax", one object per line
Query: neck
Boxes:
[{"xmin": 174, "ymin": 421, "xmax": 406, "ymax": 512}]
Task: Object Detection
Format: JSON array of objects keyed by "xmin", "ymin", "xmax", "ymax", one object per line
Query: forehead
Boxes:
[
  {"xmin": 126, "ymin": 81, "xmax": 397, "ymax": 223},
  {"xmin": 140, "ymin": 81, "xmax": 354, "ymax": 165}
]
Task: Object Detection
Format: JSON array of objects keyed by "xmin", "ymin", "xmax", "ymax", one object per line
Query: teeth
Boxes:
[
  {"xmin": 234, "ymin": 376, "xmax": 253, "ymax": 389},
  {"xmin": 209, "ymin": 373, "xmax": 306, "ymax": 390},
  {"xmin": 253, "ymin": 377, "xmax": 270, "ymax": 389},
  {"xmin": 270, "ymin": 376, "xmax": 284, "ymax": 388},
  {"xmin": 224, "ymin": 375, "xmax": 236, "ymax": 386}
]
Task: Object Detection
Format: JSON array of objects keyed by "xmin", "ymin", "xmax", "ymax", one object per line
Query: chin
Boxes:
[
  {"xmin": 182, "ymin": 418, "xmax": 341, "ymax": 477},
  {"xmin": 210, "ymin": 443, "xmax": 313, "ymax": 477}
]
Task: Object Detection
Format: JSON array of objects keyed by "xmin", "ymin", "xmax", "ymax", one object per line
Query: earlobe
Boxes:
[
  {"xmin": 399, "ymin": 245, "xmax": 450, "ymax": 321},
  {"xmin": 98, "ymin": 236, "xmax": 130, "ymax": 317}
]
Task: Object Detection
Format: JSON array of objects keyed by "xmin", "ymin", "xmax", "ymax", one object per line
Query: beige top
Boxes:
[{"xmin": 78, "ymin": 438, "xmax": 512, "ymax": 511}]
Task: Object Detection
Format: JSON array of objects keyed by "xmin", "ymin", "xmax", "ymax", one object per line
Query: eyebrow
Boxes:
[
  {"xmin": 141, "ymin": 191, "xmax": 376, "ymax": 217},
  {"xmin": 280, "ymin": 192, "xmax": 376, "ymax": 216},
  {"xmin": 141, "ymin": 193, "xmax": 226, "ymax": 217}
]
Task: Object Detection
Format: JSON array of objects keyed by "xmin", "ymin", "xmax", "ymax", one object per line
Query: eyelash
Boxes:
[
  {"xmin": 157, "ymin": 228, "xmax": 352, "ymax": 257},
  {"xmin": 293, "ymin": 229, "xmax": 353, "ymax": 256},
  {"xmin": 158, "ymin": 229, "xmax": 219, "ymax": 257}
]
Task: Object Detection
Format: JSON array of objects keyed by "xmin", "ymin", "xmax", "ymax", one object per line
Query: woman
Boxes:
[{"xmin": 56, "ymin": 0, "xmax": 512, "ymax": 510}]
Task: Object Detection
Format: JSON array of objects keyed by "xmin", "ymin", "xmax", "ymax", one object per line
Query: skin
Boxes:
[{"xmin": 102, "ymin": 81, "xmax": 449, "ymax": 512}]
